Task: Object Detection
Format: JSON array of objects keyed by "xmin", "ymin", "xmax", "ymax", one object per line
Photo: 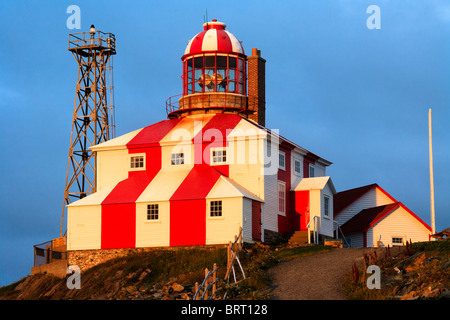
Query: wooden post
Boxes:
[
  {"xmin": 195, "ymin": 282, "xmax": 199, "ymax": 300},
  {"xmin": 204, "ymin": 268, "xmax": 209, "ymax": 300},
  {"xmin": 212, "ymin": 263, "xmax": 217, "ymax": 298},
  {"xmin": 227, "ymin": 241, "xmax": 231, "ymax": 271},
  {"xmin": 225, "ymin": 250, "xmax": 237, "ymax": 279}
]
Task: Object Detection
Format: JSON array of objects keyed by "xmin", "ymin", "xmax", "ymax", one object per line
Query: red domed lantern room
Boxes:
[{"xmin": 167, "ymin": 19, "xmax": 266, "ymax": 126}]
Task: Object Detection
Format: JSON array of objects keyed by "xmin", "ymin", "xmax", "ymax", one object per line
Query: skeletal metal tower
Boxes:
[{"xmin": 60, "ymin": 25, "xmax": 116, "ymax": 236}]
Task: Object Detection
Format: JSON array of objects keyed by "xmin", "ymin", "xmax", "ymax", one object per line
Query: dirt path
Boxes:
[{"xmin": 267, "ymin": 248, "xmax": 365, "ymax": 300}]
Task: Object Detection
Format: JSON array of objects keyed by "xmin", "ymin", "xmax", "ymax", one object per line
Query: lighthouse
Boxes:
[{"xmin": 65, "ymin": 20, "xmax": 334, "ymax": 258}]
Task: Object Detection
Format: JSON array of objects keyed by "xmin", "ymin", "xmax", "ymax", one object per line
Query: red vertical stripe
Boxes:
[
  {"xmin": 216, "ymin": 29, "xmax": 233, "ymax": 53},
  {"xmin": 277, "ymin": 145, "xmax": 294, "ymax": 233},
  {"xmin": 188, "ymin": 30, "xmax": 207, "ymax": 54},
  {"xmin": 170, "ymin": 200, "xmax": 206, "ymax": 246}
]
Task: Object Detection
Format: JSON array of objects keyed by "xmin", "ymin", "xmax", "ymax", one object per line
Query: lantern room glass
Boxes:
[{"xmin": 183, "ymin": 53, "xmax": 246, "ymax": 96}]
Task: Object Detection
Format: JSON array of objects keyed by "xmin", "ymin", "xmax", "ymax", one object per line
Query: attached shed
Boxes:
[
  {"xmin": 292, "ymin": 176, "xmax": 336, "ymax": 238},
  {"xmin": 340, "ymin": 202, "xmax": 432, "ymax": 247},
  {"xmin": 334, "ymin": 184, "xmax": 432, "ymax": 247}
]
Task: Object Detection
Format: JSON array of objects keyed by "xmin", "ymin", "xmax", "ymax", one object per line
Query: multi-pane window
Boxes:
[
  {"xmin": 278, "ymin": 181, "xmax": 286, "ymax": 215},
  {"xmin": 294, "ymin": 159, "xmax": 301, "ymax": 175},
  {"xmin": 309, "ymin": 166, "xmax": 315, "ymax": 178},
  {"xmin": 171, "ymin": 152, "xmax": 184, "ymax": 165},
  {"xmin": 147, "ymin": 204, "xmax": 159, "ymax": 220},
  {"xmin": 184, "ymin": 54, "xmax": 246, "ymax": 95},
  {"xmin": 210, "ymin": 200, "xmax": 222, "ymax": 217},
  {"xmin": 279, "ymin": 152, "xmax": 285, "ymax": 170},
  {"xmin": 212, "ymin": 149, "xmax": 226, "ymax": 164},
  {"xmin": 324, "ymin": 196, "xmax": 330, "ymax": 217},
  {"xmin": 392, "ymin": 237, "xmax": 403, "ymax": 245},
  {"xmin": 130, "ymin": 155, "xmax": 144, "ymax": 169}
]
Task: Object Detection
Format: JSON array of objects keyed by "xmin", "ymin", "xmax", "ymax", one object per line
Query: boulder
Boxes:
[
  {"xmin": 395, "ymin": 252, "xmax": 426, "ymax": 272},
  {"xmin": 125, "ymin": 285, "xmax": 136, "ymax": 294},
  {"xmin": 172, "ymin": 283, "xmax": 185, "ymax": 293}
]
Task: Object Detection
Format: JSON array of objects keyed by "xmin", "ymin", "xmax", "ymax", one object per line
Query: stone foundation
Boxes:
[
  {"xmin": 69, "ymin": 248, "xmax": 141, "ymax": 273},
  {"xmin": 263, "ymin": 229, "xmax": 291, "ymax": 245},
  {"xmin": 67, "ymin": 245, "xmax": 228, "ymax": 273}
]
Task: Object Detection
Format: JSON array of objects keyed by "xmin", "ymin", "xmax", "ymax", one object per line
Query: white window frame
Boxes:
[
  {"xmin": 129, "ymin": 153, "xmax": 146, "ymax": 171},
  {"xmin": 309, "ymin": 165, "xmax": 315, "ymax": 178},
  {"xmin": 323, "ymin": 195, "xmax": 330, "ymax": 218},
  {"xmin": 146, "ymin": 203, "xmax": 159, "ymax": 221},
  {"xmin": 171, "ymin": 152, "xmax": 185, "ymax": 165},
  {"xmin": 211, "ymin": 147, "xmax": 227, "ymax": 165},
  {"xmin": 209, "ymin": 200, "xmax": 223, "ymax": 217},
  {"xmin": 392, "ymin": 237, "xmax": 403, "ymax": 246},
  {"xmin": 293, "ymin": 158, "xmax": 302, "ymax": 176},
  {"xmin": 278, "ymin": 181, "xmax": 286, "ymax": 216},
  {"xmin": 279, "ymin": 151, "xmax": 286, "ymax": 171}
]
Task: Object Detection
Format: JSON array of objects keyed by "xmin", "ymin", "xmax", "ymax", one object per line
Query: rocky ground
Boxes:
[
  {"xmin": 1, "ymin": 240, "xmax": 448, "ymax": 300},
  {"xmin": 7, "ymin": 270, "xmax": 199, "ymax": 300},
  {"xmin": 343, "ymin": 240, "xmax": 450, "ymax": 300}
]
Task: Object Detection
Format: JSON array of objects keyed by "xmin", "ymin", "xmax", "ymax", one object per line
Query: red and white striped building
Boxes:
[
  {"xmin": 66, "ymin": 20, "xmax": 335, "ymax": 251},
  {"xmin": 66, "ymin": 20, "xmax": 430, "ymax": 251}
]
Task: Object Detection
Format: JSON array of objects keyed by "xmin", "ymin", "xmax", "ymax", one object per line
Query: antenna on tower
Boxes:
[{"xmin": 203, "ymin": 9, "xmax": 208, "ymax": 23}]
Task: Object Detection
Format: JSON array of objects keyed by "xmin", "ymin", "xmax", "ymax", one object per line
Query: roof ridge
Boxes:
[{"xmin": 333, "ymin": 183, "xmax": 379, "ymax": 217}]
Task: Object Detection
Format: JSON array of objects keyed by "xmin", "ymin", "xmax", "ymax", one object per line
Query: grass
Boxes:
[
  {"xmin": 275, "ymin": 244, "xmax": 334, "ymax": 260},
  {"xmin": 411, "ymin": 239, "xmax": 450, "ymax": 253},
  {"xmin": 0, "ymin": 278, "xmax": 27, "ymax": 298},
  {"xmin": 76, "ymin": 246, "xmax": 230, "ymax": 299}
]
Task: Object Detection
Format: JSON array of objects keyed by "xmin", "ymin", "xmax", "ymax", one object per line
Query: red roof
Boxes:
[
  {"xmin": 170, "ymin": 164, "xmax": 223, "ymax": 201},
  {"xmin": 340, "ymin": 203, "xmax": 400, "ymax": 235},
  {"xmin": 333, "ymin": 183, "xmax": 397, "ymax": 218},
  {"xmin": 333, "ymin": 184, "xmax": 378, "ymax": 217},
  {"xmin": 340, "ymin": 202, "xmax": 432, "ymax": 235},
  {"xmin": 183, "ymin": 20, "xmax": 244, "ymax": 58}
]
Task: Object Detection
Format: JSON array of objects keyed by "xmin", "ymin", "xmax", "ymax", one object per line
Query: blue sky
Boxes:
[{"xmin": 0, "ymin": 0, "xmax": 448, "ymax": 287}]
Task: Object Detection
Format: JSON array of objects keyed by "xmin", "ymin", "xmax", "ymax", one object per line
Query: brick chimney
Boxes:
[{"xmin": 247, "ymin": 48, "xmax": 266, "ymax": 127}]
